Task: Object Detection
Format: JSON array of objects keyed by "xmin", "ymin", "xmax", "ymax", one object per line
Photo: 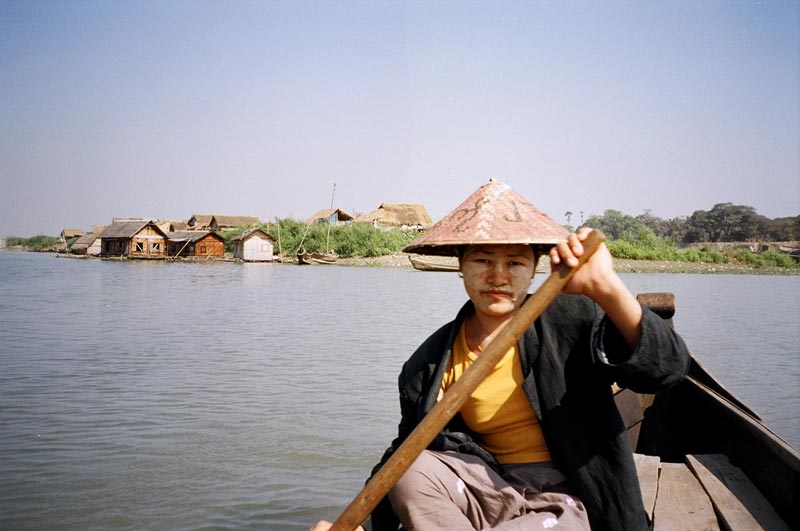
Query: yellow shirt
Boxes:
[{"xmin": 439, "ymin": 323, "xmax": 551, "ymax": 464}]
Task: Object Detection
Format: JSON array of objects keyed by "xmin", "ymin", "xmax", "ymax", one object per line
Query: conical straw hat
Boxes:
[{"xmin": 403, "ymin": 179, "xmax": 569, "ymax": 256}]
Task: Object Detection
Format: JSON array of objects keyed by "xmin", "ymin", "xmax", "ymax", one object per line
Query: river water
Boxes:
[{"xmin": 0, "ymin": 251, "xmax": 797, "ymax": 530}]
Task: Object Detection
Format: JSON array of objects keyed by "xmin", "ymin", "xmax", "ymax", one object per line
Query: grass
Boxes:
[
  {"xmin": 607, "ymin": 233, "xmax": 798, "ymax": 269},
  {"xmin": 5, "ymin": 235, "xmax": 61, "ymax": 251}
]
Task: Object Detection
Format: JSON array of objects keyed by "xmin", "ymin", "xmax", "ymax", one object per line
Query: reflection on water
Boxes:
[{"xmin": 0, "ymin": 252, "xmax": 797, "ymax": 530}]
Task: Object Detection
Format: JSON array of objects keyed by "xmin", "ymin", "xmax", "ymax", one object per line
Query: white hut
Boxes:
[{"xmin": 232, "ymin": 228, "xmax": 275, "ymax": 262}]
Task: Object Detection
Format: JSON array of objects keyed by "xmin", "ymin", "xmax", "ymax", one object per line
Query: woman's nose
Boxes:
[{"xmin": 487, "ymin": 262, "xmax": 509, "ymax": 282}]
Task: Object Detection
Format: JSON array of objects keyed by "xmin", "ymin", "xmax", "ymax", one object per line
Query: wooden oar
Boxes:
[{"xmin": 328, "ymin": 229, "xmax": 606, "ymax": 531}]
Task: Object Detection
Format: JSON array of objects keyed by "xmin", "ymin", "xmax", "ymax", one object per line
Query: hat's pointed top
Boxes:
[{"xmin": 403, "ymin": 179, "xmax": 569, "ymax": 256}]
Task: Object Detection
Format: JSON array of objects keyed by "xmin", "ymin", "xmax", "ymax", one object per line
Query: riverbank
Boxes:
[
  {"xmin": 4, "ymin": 248, "xmax": 798, "ymax": 275},
  {"xmin": 336, "ymin": 253, "xmax": 800, "ymax": 275}
]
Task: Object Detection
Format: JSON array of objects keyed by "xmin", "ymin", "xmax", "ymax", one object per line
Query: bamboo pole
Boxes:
[{"xmin": 328, "ymin": 230, "xmax": 605, "ymax": 531}]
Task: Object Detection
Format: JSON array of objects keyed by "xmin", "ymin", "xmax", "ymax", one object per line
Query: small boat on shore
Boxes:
[
  {"xmin": 617, "ymin": 293, "xmax": 797, "ymax": 530},
  {"xmin": 408, "ymin": 255, "xmax": 459, "ymax": 272},
  {"xmin": 297, "ymin": 250, "xmax": 338, "ymax": 265}
]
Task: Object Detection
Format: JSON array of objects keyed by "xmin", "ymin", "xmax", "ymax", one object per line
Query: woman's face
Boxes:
[{"xmin": 459, "ymin": 244, "xmax": 536, "ymax": 321}]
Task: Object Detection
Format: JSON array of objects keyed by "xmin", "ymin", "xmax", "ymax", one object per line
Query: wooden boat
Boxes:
[
  {"xmin": 409, "ymin": 255, "xmax": 460, "ymax": 272},
  {"xmin": 297, "ymin": 251, "xmax": 338, "ymax": 265},
  {"xmin": 615, "ymin": 293, "xmax": 798, "ymax": 530}
]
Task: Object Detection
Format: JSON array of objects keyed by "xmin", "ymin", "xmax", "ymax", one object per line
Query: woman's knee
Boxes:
[{"xmin": 389, "ymin": 450, "xmax": 448, "ymax": 502}]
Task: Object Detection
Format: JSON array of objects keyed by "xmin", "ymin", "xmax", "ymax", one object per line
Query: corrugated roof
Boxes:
[{"xmin": 167, "ymin": 231, "xmax": 222, "ymax": 243}]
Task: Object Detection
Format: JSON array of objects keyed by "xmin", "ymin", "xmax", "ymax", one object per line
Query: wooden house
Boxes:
[
  {"xmin": 353, "ymin": 203, "xmax": 433, "ymax": 230},
  {"xmin": 306, "ymin": 208, "xmax": 353, "ymax": 225},
  {"xmin": 70, "ymin": 233, "xmax": 102, "ymax": 256},
  {"xmin": 232, "ymin": 228, "xmax": 275, "ymax": 262},
  {"xmin": 167, "ymin": 231, "xmax": 225, "ymax": 258},
  {"xmin": 99, "ymin": 221, "xmax": 168, "ymax": 258},
  {"xmin": 187, "ymin": 214, "xmax": 260, "ymax": 231}
]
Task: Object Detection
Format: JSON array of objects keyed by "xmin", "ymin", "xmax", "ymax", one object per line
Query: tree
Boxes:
[
  {"xmin": 584, "ymin": 210, "xmax": 649, "ymax": 241},
  {"xmin": 684, "ymin": 203, "xmax": 767, "ymax": 243}
]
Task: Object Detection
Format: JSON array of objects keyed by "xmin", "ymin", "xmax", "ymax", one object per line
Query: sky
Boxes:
[{"xmin": 1, "ymin": 0, "xmax": 798, "ymax": 237}]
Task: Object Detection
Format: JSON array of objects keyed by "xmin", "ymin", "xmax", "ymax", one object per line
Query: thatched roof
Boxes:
[
  {"xmin": 189, "ymin": 214, "xmax": 260, "ymax": 230},
  {"xmin": 306, "ymin": 208, "xmax": 354, "ymax": 224},
  {"xmin": 354, "ymin": 203, "xmax": 433, "ymax": 228},
  {"xmin": 61, "ymin": 229, "xmax": 85, "ymax": 239},
  {"xmin": 188, "ymin": 214, "xmax": 214, "ymax": 229},
  {"xmin": 232, "ymin": 228, "xmax": 275, "ymax": 242},
  {"xmin": 156, "ymin": 220, "xmax": 189, "ymax": 233},
  {"xmin": 213, "ymin": 215, "xmax": 260, "ymax": 228},
  {"xmin": 99, "ymin": 221, "xmax": 166, "ymax": 239}
]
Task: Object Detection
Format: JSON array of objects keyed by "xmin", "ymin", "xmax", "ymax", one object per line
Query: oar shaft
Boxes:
[{"xmin": 330, "ymin": 230, "xmax": 605, "ymax": 531}]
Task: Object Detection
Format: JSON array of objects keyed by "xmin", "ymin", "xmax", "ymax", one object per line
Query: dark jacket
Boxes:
[{"xmin": 371, "ymin": 293, "xmax": 690, "ymax": 531}]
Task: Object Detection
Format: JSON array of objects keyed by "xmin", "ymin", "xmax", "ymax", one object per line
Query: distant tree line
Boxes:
[{"xmin": 581, "ymin": 203, "xmax": 799, "ymax": 244}]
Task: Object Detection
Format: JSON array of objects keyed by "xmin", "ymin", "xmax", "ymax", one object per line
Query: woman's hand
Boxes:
[
  {"xmin": 549, "ymin": 227, "xmax": 643, "ymax": 351},
  {"xmin": 311, "ymin": 521, "xmax": 364, "ymax": 531}
]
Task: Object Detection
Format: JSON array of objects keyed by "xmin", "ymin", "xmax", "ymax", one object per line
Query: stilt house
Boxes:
[
  {"xmin": 167, "ymin": 231, "xmax": 225, "ymax": 258},
  {"xmin": 99, "ymin": 221, "xmax": 168, "ymax": 258},
  {"xmin": 232, "ymin": 228, "xmax": 275, "ymax": 262}
]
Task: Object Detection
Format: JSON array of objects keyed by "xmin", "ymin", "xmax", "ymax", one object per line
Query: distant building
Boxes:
[
  {"xmin": 61, "ymin": 228, "xmax": 85, "ymax": 239},
  {"xmin": 0, "ymin": 239, "xmax": 6, "ymax": 250},
  {"xmin": 232, "ymin": 228, "xmax": 275, "ymax": 262},
  {"xmin": 353, "ymin": 203, "xmax": 433, "ymax": 230},
  {"xmin": 306, "ymin": 208, "xmax": 353, "ymax": 225},
  {"xmin": 156, "ymin": 220, "xmax": 189, "ymax": 233},
  {"xmin": 99, "ymin": 221, "xmax": 168, "ymax": 258},
  {"xmin": 167, "ymin": 231, "xmax": 225, "ymax": 258},
  {"xmin": 187, "ymin": 214, "xmax": 260, "ymax": 231},
  {"xmin": 70, "ymin": 233, "xmax": 102, "ymax": 256}
]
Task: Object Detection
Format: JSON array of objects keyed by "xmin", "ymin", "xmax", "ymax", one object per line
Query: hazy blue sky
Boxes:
[{"xmin": 2, "ymin": 0, "xmax": 798, "ymax": 237}]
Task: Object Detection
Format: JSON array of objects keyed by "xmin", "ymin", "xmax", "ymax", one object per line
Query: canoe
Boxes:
[
  {"xmin": 409, "ymin": 255, "xmax": 459, "ymax": 272},
  {"xmin": 617, "ymin": 293, "xmax": 798, "ymax": 530}
]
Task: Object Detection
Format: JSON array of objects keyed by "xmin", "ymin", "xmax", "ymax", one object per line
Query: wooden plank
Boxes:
[
  {"xmin": 687, "ymin": 454, "xmax": 791, "ymax": 531},
  {"xmin": 634, "ymin": 453, "xmax": 660, "ymax": 519},
  {"xmin": 614, "ymin": 387, "xmax": 645, "ymax": 448},
  {"xmin": 654, "ymin": 463, "xmax": 719, "ymax": 531}
]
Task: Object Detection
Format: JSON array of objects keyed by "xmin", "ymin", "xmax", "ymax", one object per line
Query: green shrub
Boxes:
[
  {"xmin": 247, "ymin": 219, "xmax": 418, "ymax": 258},
  {"xmin": 5, "ymin": 235, "xmax": 60, "ymax": 251}
]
